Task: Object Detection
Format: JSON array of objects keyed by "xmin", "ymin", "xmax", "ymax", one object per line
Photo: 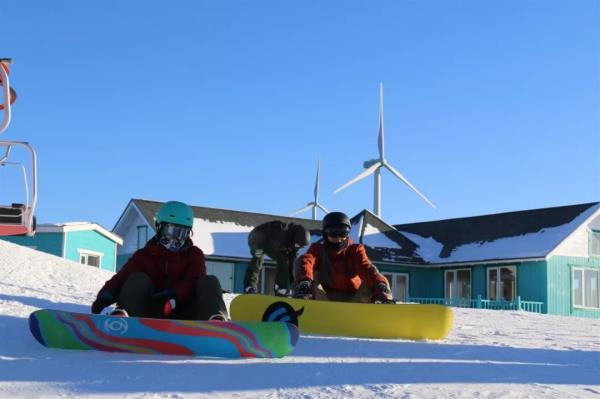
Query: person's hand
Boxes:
[
  {"xmin": 293, "ymin": 280, "xmax": 314, "ymax": 300},
  {"xmin": 91, "ymin": 290, "xmax": 114, "ymax": 314},
  {"xmin": 154, "ymin": 289, "xmax": 176, "ymax": 316},
  {"xmin": 372, "ymin": 282, "xmax": 395, "ymax": 304}
]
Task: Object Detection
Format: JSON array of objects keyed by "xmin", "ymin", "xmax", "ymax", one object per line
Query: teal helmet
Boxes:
[{"xmin": 155, "ymin": 201, "xmax": 194, "ymax": 228}]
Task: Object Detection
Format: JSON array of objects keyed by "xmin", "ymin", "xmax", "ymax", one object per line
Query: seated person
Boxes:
[
  {"xmin": 294, "ymin": 211, "xmax": 394, "ymax": 304},
  {"xmin": 91, "ymin": 200, "xmax": 228, "ymax": 320}
]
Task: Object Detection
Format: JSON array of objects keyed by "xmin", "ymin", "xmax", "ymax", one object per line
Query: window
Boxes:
[
  {"xmin": 137, "ymin": 225, "xmax": 148, "ymax": 249},
  {"xmin": 590, "ymin": 230, "xmax": 600, "ymax": 257},
  {"xmin": 445, "ymin": 269, "xmax": 471, "ymax": 300},
  {"xmin": 80, "ymin": 252, "xmax": 101, "ymax": 267},
  {"xmin": 573, "ymin": 267, "xmax": 600, "ymax": 309},
  {"xmin": 573, "ymin": 269, "xmax": 583, "ymax": 307},
  {"xmin": 205, "ymin": 261, "xmax": 234, "ymax": 293},
  {"xmin": 382, "ymin": 272, "xmax": 409, "ymax": 302},
  {"xmin": 487, "ymin": 266, "xmax": 517, "ymax": 301}
]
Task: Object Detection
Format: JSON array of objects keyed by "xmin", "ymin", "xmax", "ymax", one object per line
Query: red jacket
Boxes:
[
  {"xmin": 297, "ymin": 240, "xmax": 387, "ymax": 293},
  {"xmin": 100, "ymin": 238, "xmax": 206, "ymax": 303}
]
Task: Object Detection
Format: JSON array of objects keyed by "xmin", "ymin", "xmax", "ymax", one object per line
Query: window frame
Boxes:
[
  {"xmin": 486, "ymin": 265, "xmax": 517, "ymax": 301},
  {"xmin": 78, "ymin": 249, "xmax": 103, "ymax": 268},
  {"xmin": 382, "ymin": 272, "xmax": 410, "ymax": 302},
  {"xmin": 589, "ymin": 229, "xmax": 600, "ymax": 257},
  {"xmin": 445, "ymin": 268, "xmax": 472, "ymax": 300},
  {"xmin": 572, "ymin": 267, "xmax": 600, "ymax": 309},
  {"xmin": 137, "ymin": 225, "xmax": 149, "ymax": 250}
]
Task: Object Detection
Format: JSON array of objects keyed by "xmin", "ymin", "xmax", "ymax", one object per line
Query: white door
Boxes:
[{"xmin": 205, "ymin": 261, "xmax": 234, "ymax": 293}]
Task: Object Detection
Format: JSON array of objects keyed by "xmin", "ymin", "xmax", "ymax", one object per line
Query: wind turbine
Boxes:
[
  {"xmin": 333, "ymin": 83, "xmax": 436, "ymax": 217},
  {"xmin": 290, "ymin": 159, "xmax": 329, "ymax": 220}
]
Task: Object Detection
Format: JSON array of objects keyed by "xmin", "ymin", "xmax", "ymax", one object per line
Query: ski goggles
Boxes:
[
  {"xmin": 160, "ymin": 223, "xmax": 191, "ymax": 242},
  {"xmin": 324, "ymin": 226, "xmax": 350, "ymax": 238}
]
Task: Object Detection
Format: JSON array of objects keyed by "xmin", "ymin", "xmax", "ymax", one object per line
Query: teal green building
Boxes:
[
  {"xmin": 1, "ymin": 222, "xmax": 123, "ymax": 272},
  {"xmin": 114, "ymin": 199, "xmax": 600, "ymax": 318}
]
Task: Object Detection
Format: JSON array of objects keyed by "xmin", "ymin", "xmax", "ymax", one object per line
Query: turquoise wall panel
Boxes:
[
  {"xmin": 377, "ymin": 264, "xmax": 441, "ymax": 297},
  {"xmin": 65, "ymin": 230, "xmax": 117, "ymax": 272},
  {"xmin": 516, "ymin": 260, "xmax": 547, "ymax": 312},
  {"xmin": 234, "ymin": 262, "xmax": 248, "ymax": 293},
  {"xmin": 0, "ymin": 233, "xmax": 64, "ymax": 257},
  {"xmin": 471, "ymin": 265, "xmax": 485, "ymax": 298},
  {"xmin": 547, "ymin": 255, "xmax": 600, "ymax": 318}
]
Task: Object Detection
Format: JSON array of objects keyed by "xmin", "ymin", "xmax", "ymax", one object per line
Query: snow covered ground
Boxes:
[{"xmin": 0, "ymin": 240, "xmax": 599, "ymax": 398}]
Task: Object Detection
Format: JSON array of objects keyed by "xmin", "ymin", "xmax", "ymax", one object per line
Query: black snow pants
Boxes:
[{"xmin": 117, "ymin": 272, "xmax": 228, "ymax": 320}]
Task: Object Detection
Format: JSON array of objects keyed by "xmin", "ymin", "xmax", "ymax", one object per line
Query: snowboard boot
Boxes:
[
  {"xmin": 208, "ymin": 312, "xmax": 229, "ymax": 322},
  {"xmin": 244, "ymin": 286, "xmax": 258, "ymax": 294},
  {"xmin": 274, "ymin": 285, "xmax": 292, "ymax": 297},
  {"xmin": 110, "ymin": 308, "xmax": 129, "ymax": 317}
]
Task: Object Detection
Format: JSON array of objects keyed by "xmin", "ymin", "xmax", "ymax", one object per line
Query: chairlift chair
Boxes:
[{"xmin": 0, "ymin": 59, "xmax": 37, "ymax": 236}]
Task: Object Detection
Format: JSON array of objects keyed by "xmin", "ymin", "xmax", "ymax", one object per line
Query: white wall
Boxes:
[
  {"xmin": 552, "ymin": 211, "xmax": 600, "ymax": 257},
  {"xmin": 117, "ymin": 210, "xmax": 154, "ymax": 256}
]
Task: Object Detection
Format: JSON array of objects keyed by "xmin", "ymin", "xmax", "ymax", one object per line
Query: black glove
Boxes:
[
  {"xmin": 294, "ymin": 280, "xmax": 314, "ymax": 300},
  {"xmin": 91, "ymin": 290, "xmax": 114, "ymax": 314},
  {"xmin": 154, "ymin": 289, "xmax": 177, "ymax": 316},
  {"xmin": 372, "ymin": 282, "xmax": 395, "ymax": 304}
]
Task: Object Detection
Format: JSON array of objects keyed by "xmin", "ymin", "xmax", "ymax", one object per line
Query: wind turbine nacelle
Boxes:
[{"xmin": 363, "ymin": 159, "xmax": 379, "ymax": 169}]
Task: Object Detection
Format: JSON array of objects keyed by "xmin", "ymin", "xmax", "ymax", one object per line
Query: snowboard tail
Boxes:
[
  {"xmin": 29, "ymin": 309, "xmax": 299, "ymax": 358},
  {"xmin": 230, "ymin": 294, "xmax": 453, "ymax": 340}
]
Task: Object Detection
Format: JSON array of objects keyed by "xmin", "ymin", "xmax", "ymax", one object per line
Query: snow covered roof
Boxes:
[
  {"xmin": 38, "ymin": 222, "xmax": 123, "ymax": 245},
  {"xmin": 123, "ymin": 199, "xmax": 322, "ymax": 260},
  {"xmin": 394, "ymin": 202, "xmax": 600, "ymax": 266},
  {"xmin": 350, "ymin": 210, "xmax": 423, "ymax": 264},
  {"xmin": 116, "ymin": 199, "xmax": 600, "ymax": 266},
  {"xmin": 118, "ymin": 199, "xmax": 422, "ymax": 264}
]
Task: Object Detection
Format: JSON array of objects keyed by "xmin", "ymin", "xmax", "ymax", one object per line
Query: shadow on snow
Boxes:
[{"xmin": 0, "ymin": 310, "xmax": 599, "ymax": 394}]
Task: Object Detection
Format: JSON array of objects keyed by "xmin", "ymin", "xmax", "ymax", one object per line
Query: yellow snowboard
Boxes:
[{"xmin": 230, "ymin": 294, "xmax": 453, "ymax": 340}]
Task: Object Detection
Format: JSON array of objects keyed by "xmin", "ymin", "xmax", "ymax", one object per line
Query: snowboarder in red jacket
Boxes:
[
  {"xmin": 294, "ymin": 211, "xmax": 394, "ymax": 303},
  {"xmin": 91, "ymin": 201, "xmax": 228, "ymax": 320}
]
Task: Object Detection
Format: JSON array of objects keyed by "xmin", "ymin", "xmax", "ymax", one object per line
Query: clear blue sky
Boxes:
[{"xmin": 3, "ymin": 1, "xmax": 599, "ymax": 229}]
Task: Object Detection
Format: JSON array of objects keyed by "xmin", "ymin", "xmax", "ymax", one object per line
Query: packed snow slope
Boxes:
[{"xmin": 0, "ymin": 240, "xmax": 599, "ymax": 398}]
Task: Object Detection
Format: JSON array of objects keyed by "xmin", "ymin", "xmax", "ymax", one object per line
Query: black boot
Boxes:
[
  {"xmin": 172, "ymin": 275, "xmax": 229, "ymax": 321},
  {"xmin": 117, "ymin": 272, "xmax": 163, "ymax": 318}
]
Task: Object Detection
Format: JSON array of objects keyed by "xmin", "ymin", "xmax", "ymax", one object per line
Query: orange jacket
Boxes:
[{"xmin": 297, "ymin": 239, "xmax": 387, "ymax": 293}]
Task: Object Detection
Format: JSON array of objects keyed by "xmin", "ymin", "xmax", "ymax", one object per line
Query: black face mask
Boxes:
[{"xmin": 324, "ymin": 236, "xmax": 349, "ymax": 251}]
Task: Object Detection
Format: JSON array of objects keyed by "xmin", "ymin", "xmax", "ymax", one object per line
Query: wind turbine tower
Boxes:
[
  {"xmin": 333, "ymin": 83, "xmax": 436, "ymax": 217},
  {"xmin": 290, "ymin": 159, "xmax": 329, "ymax": 220}
]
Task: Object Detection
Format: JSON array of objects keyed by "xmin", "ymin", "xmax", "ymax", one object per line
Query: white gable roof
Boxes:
[{"xmin": 38, "ymin": 222, "xmax": 123, "ymax": 245}]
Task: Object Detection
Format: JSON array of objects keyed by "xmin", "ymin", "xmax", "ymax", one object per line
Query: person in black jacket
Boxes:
[{"xmin": 243, "ymin": 221, "xmax": 311, "ymax": 296}]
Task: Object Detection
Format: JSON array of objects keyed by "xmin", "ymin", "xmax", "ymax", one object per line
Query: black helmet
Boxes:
[
  {"xmin": 290, "ymin": 224, "xmax": 311, "ymax": 247},
  {"xmin": 322, "ymin": 212, "xmax": 351, "ymax": 236}
]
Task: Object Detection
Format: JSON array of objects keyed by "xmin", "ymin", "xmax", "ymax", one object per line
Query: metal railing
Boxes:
[{"xmin": 408, "ymin": 295, "xmax": 544, "ymax": 314}]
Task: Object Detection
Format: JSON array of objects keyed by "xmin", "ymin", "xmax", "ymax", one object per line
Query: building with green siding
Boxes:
[
  {"xmin": 113, "ymin": 199, "xmax": 600, "ymax": 318},
  {"xmin": 1, "ymin": 222, "xmax": 123, "ymax": 272},
  {"xmin": 394, "ymin": 202, "xmax": 600, "ymax": 319}
]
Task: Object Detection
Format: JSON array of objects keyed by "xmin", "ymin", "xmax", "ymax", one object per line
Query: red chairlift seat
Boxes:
[{"xmin": 0, "ymin": 203, "xmax": 34, "ymax": 235}]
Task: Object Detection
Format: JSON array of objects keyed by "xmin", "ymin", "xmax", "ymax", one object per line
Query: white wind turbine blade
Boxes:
[
  {"xmin": 317, "ymin": 204, "xmax": 329, "ymax": 213},
  {"xmin": 384, "ymin": 162, "xmax": 436, "ymax": 209},
  {"xmin": 378, "ymin": 83, "xmax": 385, "ymax": 160},
  {"xmin": 289, "ymin": 204, "xmax": 314, "ymax": 216},
  {"xmin": 333, "ymin": 162, "xmax": 382, "ymax": 194}
]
